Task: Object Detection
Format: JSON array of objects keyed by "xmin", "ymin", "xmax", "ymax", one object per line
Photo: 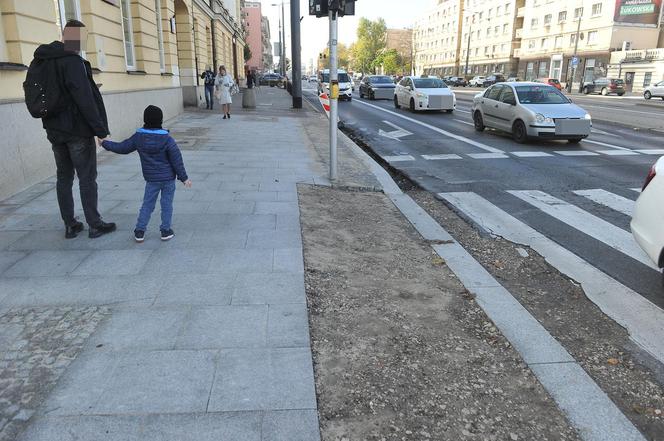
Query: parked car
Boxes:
[
  {"xmin": 469, "ymin": 76, "xmax": 486, "ymax": 87},
  {"xmin": 535, "ymin": 77, "xmax": 562, "ymax": 90},
  {"xmin": 471, "ymin": 82, "xmax": 592, "ymax": 144},
  {"xmin": 318, "ymin": 69, "xmax": 353, "ymax": 101},
  {"xmin": 582, "ymin": 78, "xmax": 625, "ymax": 96},
  {"xmin": 482, "ymin": 74, "xmax": 506, "ymax": 88},
  {"xmin": 631, "ymin": 156, "xmax": 664, "ymax": 281},
  {"xmin": 394, "ymin": 76, "xmax": 456, "ymax": 112},
  {"xmin": 446, "ymin": 76, "xmax": 468, "ymax": 87},
  {"xmin": 643, "ymin": 80, "xmax": 664, "ymax": 100},
  {"xmin": 260, "ymin": 73, "xmax": 284, "ymax": 87},
  {"xmin": 507, "ymin": 77, "xmax": 521, "ymax": 82},
  {"xmin": 359, "ymin": 75, "xmax": 396, "ymax": 100}
]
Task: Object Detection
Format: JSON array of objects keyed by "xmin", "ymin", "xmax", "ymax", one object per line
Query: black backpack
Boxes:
[{"xmin": 23, "ymin": 57, "xmax": 67, "ymax": 119}]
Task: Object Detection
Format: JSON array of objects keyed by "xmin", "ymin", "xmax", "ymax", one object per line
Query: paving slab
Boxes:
[
  {"xmin": 3, "ymin": 250, "xmax": 91, "ymax": 277},
  {"xmin": 71, "ymin": 249, "xmax": 153, "ymax": 276}
]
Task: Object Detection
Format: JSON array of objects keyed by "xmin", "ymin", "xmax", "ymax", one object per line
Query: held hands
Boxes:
[
  {"xmin": 184, "ymin": 180, "xmax": 193, "ymax": 188},
  {"xmin": 97, "ymin": 137, "xmax": 107, "ymax": 146}
]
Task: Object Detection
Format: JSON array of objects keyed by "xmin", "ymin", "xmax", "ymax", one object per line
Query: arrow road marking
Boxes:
[{"xmin": 378, "ymin": 120, "xmax": 413, "ymax": 141}]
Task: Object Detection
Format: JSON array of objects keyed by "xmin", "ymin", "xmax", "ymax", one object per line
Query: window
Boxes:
[
  {"xmin": 499, "ymin": 87, "xmax": 515, "ymax": 103},
  {"xmin": 57, "ymin": 0, "xmax": 81, "ymax": 29},
  {"xmin": 487, "ymin": 27, "xmax": 491, "ymax": 36},
  {"xmin": 570, "ymin": 34, "xmax": 577, "ymax": 46},
  {"xmin": 555, "ymin": 36, "xmax": 562, "ymax": 48},
  {"xmin": 495, "ymin": 26, "xmax": 500, "ymax": 34},
  {"xmin": 505, "ymin": 3, "xmax": 511, "ymax": 13},
  {"xmin": 574, "ymin": 7, "xmax": 583, "ymax": 18},
  {"xmin": 592, "ymin": 3, "xmax": 602, "ymax": 16},
  {"xmin": 528, "ymin": 40, "xmax": 536, "ymax": 49},
  {"xmin": 497, "ymin": 6, "xmax": 502, "ymax": 15},
  {"xmin": 541, "ymin": 38, "xmax": 548, "ymax": 48},
  {"xmin": 120, "ymin": 0, "xmax": 136, "ymax": 69},
  {"xmin": 488, "ymin": 8, "xmax": 493, "ymax": 17},
  {"xmin": 503, "ymin": 23, "xmax": 509, "ymax": 34},
  {"xmin": 558, "ymin": 11, "xmax": 567, "ymax": 22},
  {"xmin": 643, "ymin": 72, "xmax": 652, "ymax": 87},
  {"xmin": 552, "ymin": 59, "xmax": 562, "ymax": 78},
  {"xmin": 531, "ymin": 18, "xmax": 539, "ymax": 29},
  {"xmin": 538, "ymin": 61, "xmax": 548, "ymax": 77},
  {"xmin": 544, "ymin": 14, "xmax": 552, "ymax": 25},
  {"xmin": 587, "ymin": 31, "xmax": 597, "ymax": 44},
  {"xmin": 501, "ymin": 43, "xmax": 507, "ymax": 52},
  {"xmin": 155, "ymin": 0, "xmax": 165, "ymax": 72},
  {"xmin": 526, "ymin": 62, "xmax": 535, "ymax": 80}
]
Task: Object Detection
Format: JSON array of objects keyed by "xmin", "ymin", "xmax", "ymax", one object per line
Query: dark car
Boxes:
[
  {"xmin": 446, "ymin": 76, "xmax": 468, "ymax": 87},
  {"xmin": 259, "ymin": 73, "xmax": 284, "ymax": 87},
  {"xmin": 582, "ymin": 78, "xmax": 625, "ymax": 96},
  {"xmin": 359, "ymin": 75, "xmax": 396, "ymax": 100},
  {"xmin": 482, "ymin": 74, "xmax": 506, "ymax": 88}
]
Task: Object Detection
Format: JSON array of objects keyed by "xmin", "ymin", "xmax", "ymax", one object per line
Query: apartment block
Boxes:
[
  {"xmin": 242, "ymin": 1, "xmax": 264, "ymax": 72},
  {"xmin": 0, "ymin": 0, "xmax": 246, "ymax": 200},
  {"xmin": 261, "ymin": 15, "xmax": 273, "ymax": 71},
  {"xmin": 413, "ymin": 0, "xmax": 464, "ymax": 76},
  {"xmin": 516, "ymin": 0, "xmax": 661, "ymax": 88}
]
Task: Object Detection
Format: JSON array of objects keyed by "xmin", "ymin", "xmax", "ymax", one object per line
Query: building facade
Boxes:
[
  {"xmin": 242, "ymin": 1, "xmax": 262, "ymax": 71},
  {"xmin": 414, "ymin": 0, "xmax": 464, "ymax": 76},
  {"xmin": 261, "ymin": 15, "xmax": 273, "ymax": 71},
  {"xmin": 0, "ymin": 0, "xmax": 246, "ymax": 200},
  {"xmin": 607, "ymin": 48, "xmax": 664, "ymax": 93},
  {"xmin": 516, "ymin": 0, "xmax": 661, "ymax": 88}
]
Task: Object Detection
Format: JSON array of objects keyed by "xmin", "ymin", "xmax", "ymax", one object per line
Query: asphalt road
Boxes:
[{"xmin": 301, "ymin": 82, "xmax": 664, "ymax": 309}]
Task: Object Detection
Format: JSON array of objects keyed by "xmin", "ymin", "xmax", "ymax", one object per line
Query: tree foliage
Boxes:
[
  {"xmin": 243, "ymin": 45, "xmax": 252, "ymax": 62},
  {"xmin": 352, "ymin": 18, "xmax": 387, "ymax": 74},
  {"xmin": 374, "ymin": 49, "xmax": 403, "ymax": 75}
]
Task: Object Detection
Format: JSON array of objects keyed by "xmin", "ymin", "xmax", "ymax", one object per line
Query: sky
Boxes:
[{"xmin": 256, "ymin": 0, "xmax": 434, "ymax": 71}]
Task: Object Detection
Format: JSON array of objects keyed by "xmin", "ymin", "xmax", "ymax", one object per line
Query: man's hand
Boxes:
[
  {"xmin": 97, "ymin": 137, "xmax": 107, "ymax": 146},
  {"xmin": 184, "ymin": 180, "xmax": 193, "ymax": 188}
]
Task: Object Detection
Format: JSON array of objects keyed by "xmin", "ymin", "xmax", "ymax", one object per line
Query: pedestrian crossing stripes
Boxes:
[
  {"xmin": 438, "ymin": 189, "xmax": 664, "ymax": 365},
  {"xmin": 573, "ymin": 189, "xmax": 634, "ymax": 216}
]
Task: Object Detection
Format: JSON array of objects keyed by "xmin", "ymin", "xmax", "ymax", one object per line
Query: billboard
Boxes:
[{"xmin": 614, "ymin": 0, "xmax": 662, "ymax": 25}]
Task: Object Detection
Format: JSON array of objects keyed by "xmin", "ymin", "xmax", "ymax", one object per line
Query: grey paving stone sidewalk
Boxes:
[{"xmin": 0, "ymin": 92, "xmax": 328, "ymax": 441}]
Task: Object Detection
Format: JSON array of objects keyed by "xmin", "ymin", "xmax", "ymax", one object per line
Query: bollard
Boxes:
[{"xmin": 242, "ymin": 88, "xmax": 256, "ymax": 109}]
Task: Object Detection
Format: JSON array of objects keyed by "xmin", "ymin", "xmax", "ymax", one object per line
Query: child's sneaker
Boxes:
[
  {"xmin": 134, "ymin": 230, "xmax": 145, "ymax": 243},
  {"xmin": 161, "ymin": 229, "xmax": 175, "ymax": 241}
]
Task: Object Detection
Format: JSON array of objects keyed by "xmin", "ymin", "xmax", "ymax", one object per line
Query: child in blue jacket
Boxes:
[{"xmin": 101, "ymin": 105, "xmax": 191, "ymax": 242}]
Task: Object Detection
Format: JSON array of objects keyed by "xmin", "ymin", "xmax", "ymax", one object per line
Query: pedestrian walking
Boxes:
[
  {"xmin": 100, "ymin": 105, "xmax": 191, "ymax": 243},
  {"xmin": 28, "ymin": 19, "xmax": 116, "ymax": 239},
  {"xmin": 215, "ymin": 65, "xmax": 234, "ymax": 119},
  {"xmin": 246, "ymin": 69, "xmax": 256, "ymax": 89},
  {"xmin": 201, "ymin": 65, "xmax": 216, "ymax": 110}
]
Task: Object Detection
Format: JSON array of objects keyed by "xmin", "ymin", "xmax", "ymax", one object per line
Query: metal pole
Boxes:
[
  {"xmin": 329, "ymin": 10, "xmax": 338, "ymax": 181},
  {"xmin": 281, "ymin": 1, "xmax": 286, "ymax": 76},
  {"xmin": 277, "ymin": 12, "xmax": 282, "ymax": 73},
  {"xmin": 568, "ymin": 17, "xmax": 582, "ymax": 93},
  {"xmin": 290, "ymin": 0, "xmax": 302, "ymax": 108},
  {"xmin": 464, "ymin": 23, "xmax": 471, "ymax": 78}
]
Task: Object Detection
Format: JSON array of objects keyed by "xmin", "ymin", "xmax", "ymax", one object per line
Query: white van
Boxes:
[{"xmin": 318, "ymin": 69, "xmax": 353, "ymax": 101}]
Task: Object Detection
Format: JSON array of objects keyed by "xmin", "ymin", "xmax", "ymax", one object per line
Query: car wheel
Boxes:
[
  {"xmin": 644, "ymin": 91, "xmax": 652, "ymax": 100},
  {"xmin": 567, "ymin": 138, "xmax": 583, "ymax": 144},
  {"xmin": 348, "ymin": 97, "xmax": 352, "ymax": 102},
  {"xmin": 394, "ymin": 96, "xmax": 400, "ymax": 109},
  {"xmin": 370, "ymin": 91, "xmax": 375, "ymax": 100},
  {"xmin": 359, "ymin": 90, "xmax": 364, "ymax": 98},
  {"xmin": 445, "ymin": 109, "xmax": 453, "ymax": 113},
  {"xmin": 512, "ymin": 120, "xmax": 528, "ymax": 144},
  {"xmin": 410, "ymin": 98, "xmax": 416, "ymax": 112},
  {"xmin": 618, "ymin": 93, "xmax": 624, "ymax": 96},
  {"xmin": 583, "ymin": 87, "xmax": 590, "ymax": 94},
  {"xmin": 601, "ymin": 87, "xmax": 608, "ymax": 96},
  {"xmin": 473, "ymin": 111, "xmax": 485, "ymax": 132}
]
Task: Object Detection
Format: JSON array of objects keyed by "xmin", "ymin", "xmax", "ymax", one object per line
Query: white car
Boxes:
[
  {"xmin": 469, "ymin": 76, "xmax": 486, "ymax": 87},
  {"xmin": 643, "ymin": 80, "xmax": 664, "ymax": 100},
  {"xmin": 631, "ymin": 156, "xmax": 664, "ymax": 278},
  {"xmin": 318, "ymin": 69, "xmax": 353, "ymax": 101},
  {"xmin": 394, "ymin": 76, "xmax": 456, "ymax": 113}
]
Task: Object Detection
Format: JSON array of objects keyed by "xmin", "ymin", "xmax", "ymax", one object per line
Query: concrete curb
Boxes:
[{"xmin": 346, "ymin": 136, "xmax": 646, "ymax": 440}]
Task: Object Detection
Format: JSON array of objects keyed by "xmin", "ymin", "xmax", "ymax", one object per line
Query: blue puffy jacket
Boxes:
[{"xmin": 102, "ymin": 128, "xmax": 188, "ymax": 183}]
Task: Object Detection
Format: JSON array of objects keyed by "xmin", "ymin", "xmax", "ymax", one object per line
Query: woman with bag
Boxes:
[{"xmin": 215, "ymin": 65, "xmax": 234, "ymax": 119}]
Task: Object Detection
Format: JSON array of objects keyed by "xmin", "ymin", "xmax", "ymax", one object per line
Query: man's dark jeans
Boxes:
[
  {"xmin": 205, "ymin": 84, "xmax": 215, "ymax": 109},
  {"xmin": 48, "ymin": 132, "xmax": 101, "ymax": 227}
]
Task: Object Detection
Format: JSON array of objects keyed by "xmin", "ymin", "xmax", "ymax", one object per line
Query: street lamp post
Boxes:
[
  {"xmin": 567, "ymin": 17, "xmax": 582, "ymax": 93},
  {"xmin": 271, "ymin": 2, "xmax": 286, "ymax": 76},
  {"xmin": 463, "ymin": 13, "xmax": 475, "ymax": 78}
]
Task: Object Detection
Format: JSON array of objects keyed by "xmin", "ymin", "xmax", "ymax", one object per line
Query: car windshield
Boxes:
[
  {"xmin": 549, "ymin": 79, "xmax": 560, "ymax": 84},
  {"xmin": 612, "ymin": 79, "xmax": 624, "ymax": 85},
  {"xmin": 370, "ymin": 76, "xmax": 393, "ymax": 84},
  {"xmin": 414, "ymin": 78, "xmax": 447, "ymax": 88},
  {"xmin": 515, "ymin": 85, "xmax": 570, "ymax": 104},
  {"xmin": 321, "ymin": 73, "xmax": 350, "ymax": 83}
]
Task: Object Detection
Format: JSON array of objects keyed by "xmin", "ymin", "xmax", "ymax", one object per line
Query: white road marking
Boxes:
[
  {"xmin": 454, "ymin": 119, "xmax": 474, "ymax": 126},
  {"xmin": 508, "ymin": 190, "xmax": 658, "ymax": 270},
  {"xmin": 354, "ymin": 99, "xmax": 505, "ymax": 154},
  {"xmin": 454, "ymin": 108, "xmax": 471, "ymax": 114},
  {"xmin": 378, "ymin": 120, "xmax": 413, "ymax": 141},
  {"xmin": 583, "ymin": 104, "xmax": 657, "ymax": 116},
  {"xmin": 573, "ymin": 189, "xmax": 635, "ymax": 216},
  {"xmin": 554, "ymin": 150, "xmax": 600, "ymax": 156},
  {"xmin": 630, "ymin": 188, "xmax": 642, "ymax": 193},
  {"xmin": 383, "ymin": 155, "xmax": 415, "ymax": 162},
  {"xmin": 468, "ymin": 153, "xmax": 510, "ymax": 159},
  {"xmin": 635, "ymin": 149, "xmax": 664, "ymax": 155},
  {"xmin": 583, "ymin": 139, "xmax": 631, "ymax": 151},
  {"xmin": 511, "ymin": 151, "xmax": 553, "ymax": 158},
  {"xmin": 439, "ymin": 190, "xmax": 664, "ymax": 366},
  {"xmin": 422, "ymin": 154, "xmax": 463, "ymax": 160},
  {"xmin": 597, "ymin": 150, "xmax": 640, "ymax": 156},
  {"xmin": 591, "ymin": 128, "xmax": 617, "ymax": 136}
]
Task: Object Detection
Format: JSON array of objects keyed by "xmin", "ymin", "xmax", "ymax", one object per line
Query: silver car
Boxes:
[
  {"xmin": 471, "ymin": 82, "xmax": 592, "ymax": 144},
  {"xmin": 644, "ymin": 80, "xmax": 664, "ymax": 100}
]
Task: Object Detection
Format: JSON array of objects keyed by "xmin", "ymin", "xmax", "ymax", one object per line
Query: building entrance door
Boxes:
[{"xmin": 625, "ymin": 72, "xmax": 635, "ymax": 92}]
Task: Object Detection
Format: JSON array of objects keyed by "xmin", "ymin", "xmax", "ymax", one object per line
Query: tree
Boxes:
[
  {"xmin": 243, "ymin": 45, "xmax": 252, "ymax": 62},
  {"xmin": 352, "ymin": 18, "xmax": 387, "ymax": 74},
  {"xmin": 374, "ymin": 49, "xmax": 403, "ymax": 75},
  {"xmin": 319, "ymin": 43, "xmax": 352, "ymax": 71}
]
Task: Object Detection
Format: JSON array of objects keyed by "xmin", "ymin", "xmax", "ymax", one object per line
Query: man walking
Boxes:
[
  {"xmin": 34, "ymin": 19, "xmax": 116, "ymax": 239},
  {"xmin": 201, "ymin": 65, "xmax": 216, "ymax": 110}
]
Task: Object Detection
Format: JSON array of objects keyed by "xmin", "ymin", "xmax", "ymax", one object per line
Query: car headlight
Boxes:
[
  {"xmin": 584, "ymin": 113, "xmax": 592, "ymax": 120},
  {"xmin": 416, "ymin": 92, "xmax": 427, "ymax": 99},
  {"xmin": 535, "ymin": 113, "xmax": 553, "ymax": 124}
]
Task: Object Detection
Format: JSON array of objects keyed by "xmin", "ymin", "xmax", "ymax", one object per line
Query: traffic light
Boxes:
[{"xmin": 309, "ymin": 0, "xmax": 355, "ymax": 17}]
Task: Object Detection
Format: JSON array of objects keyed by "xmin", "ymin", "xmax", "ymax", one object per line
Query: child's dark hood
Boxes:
[{"xmin": 135, "ymin": 128, "xmax": 171, "ymax": 154}]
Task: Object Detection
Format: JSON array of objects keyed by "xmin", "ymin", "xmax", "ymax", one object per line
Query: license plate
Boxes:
[{"xmin": 555, "ymin": 119, "xmax": 591, "ymax": 136}]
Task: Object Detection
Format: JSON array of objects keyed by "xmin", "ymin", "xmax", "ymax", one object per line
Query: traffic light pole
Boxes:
[
  {"xmin": 329, "ymin": 9, "xmax": 338, "ymax": 181},
  {"xmin": 290, "ymin": 0, "xmax": 302, "ymax": 108}
]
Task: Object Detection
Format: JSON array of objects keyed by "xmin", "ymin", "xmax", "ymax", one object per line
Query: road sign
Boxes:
[{"xmin": 571, "ymin": 56, "xmax": 579, "ymax": 67}]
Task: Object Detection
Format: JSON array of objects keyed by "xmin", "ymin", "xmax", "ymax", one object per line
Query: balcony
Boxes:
[
  {"xmin": 513, "ymin": 48, "xmax": 521, "ymax": 57},
  {"xmin": 517, "ymin": 7, "xmax": 526, "ymax": 17},
  {"xmin": 515, "ymin": 28, "xmax": 523, "ymax": 38}
]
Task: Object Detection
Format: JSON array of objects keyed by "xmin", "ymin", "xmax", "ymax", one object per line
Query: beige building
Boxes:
[
  {"xmin": 517, "ymin": 0, "xmax": 661, "ymax": 88},
  {"xmin": 607, "ymin": 48, "xmax": 664, "ymax": 93},
  {"xmin": 460, "ymin": 0, "xmax": 524, "ymax": 76},
  {"xmin": 413, "ymin": 0, "xmax": 464, "ymax": 76},
  {"xmin": 0, "ymin": 0, "xmax": 245, "ymax": 200}
]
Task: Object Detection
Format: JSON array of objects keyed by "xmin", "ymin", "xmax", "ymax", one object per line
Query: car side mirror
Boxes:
[{"xmin": 507, "ymin": 99, "xmax": 516, "ymax": 105}]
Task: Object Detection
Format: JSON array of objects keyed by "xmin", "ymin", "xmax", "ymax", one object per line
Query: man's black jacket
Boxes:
[{"xmin": 34, "ymin": 41, "xmax": 109, "ymax": 139}]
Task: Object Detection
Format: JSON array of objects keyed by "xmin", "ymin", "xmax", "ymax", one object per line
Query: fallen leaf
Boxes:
[{"xmin": 607, "ymin": 358, "xmax": 620, "ymax": 365}]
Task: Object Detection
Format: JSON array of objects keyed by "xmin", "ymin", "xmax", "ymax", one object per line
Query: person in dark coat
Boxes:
[
  {"xmin": 101, "ymin": 105, "xmax": 192, "ymax": 243},
  {"xmin": 36, "ymin": 19, "xmax": 116, "ymax": 239},
  {"xmin": 201, "ymin": 65, "xmax": 216, "ymax": 109}
]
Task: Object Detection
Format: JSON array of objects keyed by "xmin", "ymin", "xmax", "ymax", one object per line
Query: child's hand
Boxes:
[
  {"xmin": 184, "ymin": 180, "xmax": 192, "ymax": 188},
  {"xmin": 97, "ymin": 137, "xmax": 107, "ymax": 146}
]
